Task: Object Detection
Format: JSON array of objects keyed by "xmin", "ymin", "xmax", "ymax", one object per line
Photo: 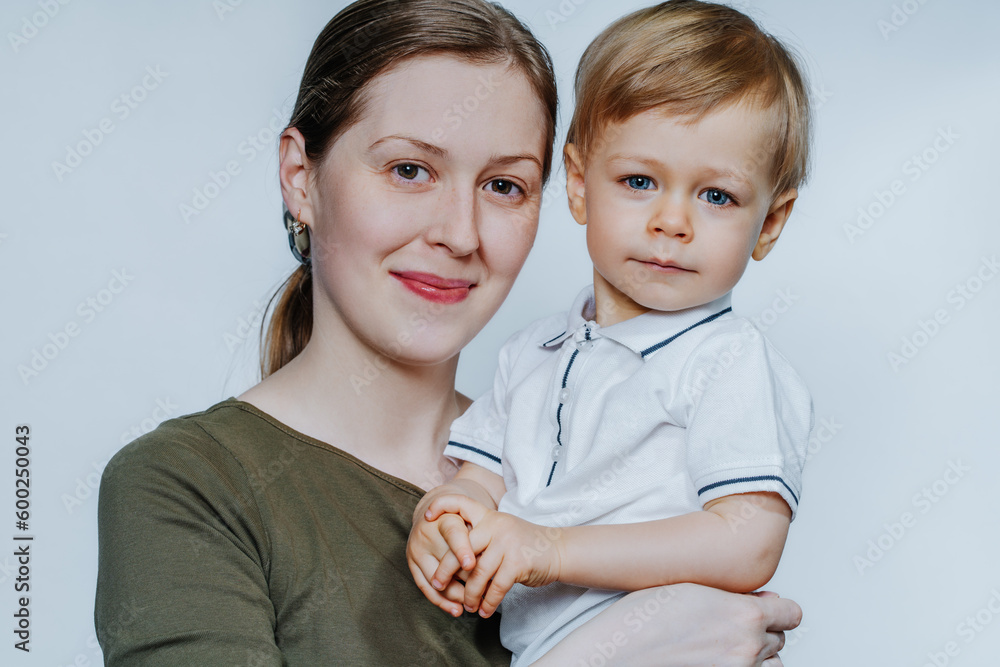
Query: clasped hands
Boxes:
[{"xmin": 407, "ymin": 494, "xmax": 562, "ymax": 618}]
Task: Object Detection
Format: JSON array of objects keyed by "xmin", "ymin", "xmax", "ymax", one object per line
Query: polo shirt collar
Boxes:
[{"xmin": 539, "ymin": 285, "xmax": 733, "ymax": 360}]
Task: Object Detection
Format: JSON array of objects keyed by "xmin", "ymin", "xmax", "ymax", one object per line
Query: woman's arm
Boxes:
[
  {"xmin": 534, "ymin": 585, "xmax": 800, "ymax": 667},
  {"xmin": 95, "ymin": 427, "xmax": 280, "ymax": 666}
]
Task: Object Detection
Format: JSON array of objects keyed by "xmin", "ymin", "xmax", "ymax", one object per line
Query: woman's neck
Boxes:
[{"xmin": 239, "ymin": 317, "xmax": 467, "ymax": 490}]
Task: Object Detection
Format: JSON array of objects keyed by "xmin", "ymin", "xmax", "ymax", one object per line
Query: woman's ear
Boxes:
[
  {"xmin": 564, "ymin": 143, "xmax": 587, "ymax": 226},
  {"xmin": 752, "ymin": 188, "xmax": 797, "ymax": 261},
  {"xmin": 279, "ymin": 127, "xmax": 316, "ymax": 224}
]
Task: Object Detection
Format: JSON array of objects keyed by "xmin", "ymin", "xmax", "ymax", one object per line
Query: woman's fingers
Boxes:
[
  {"xmin": 758, "ymin": 595, "xmax": 802, "ymax": 632},
  {"xmin": 760, "ymin": 630, "xmax": 785, "ymax": 661}
]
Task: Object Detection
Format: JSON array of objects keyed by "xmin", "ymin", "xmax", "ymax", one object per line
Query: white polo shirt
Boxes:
[{"xmin": 445, "ymin": 285, "xmax": 813, "ymax": 666}]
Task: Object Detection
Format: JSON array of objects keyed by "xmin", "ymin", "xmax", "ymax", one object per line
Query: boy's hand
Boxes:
[
  {"xmin": 407, "ymin": 494, "xmax": 482, "ymax": 617},
  {"xmin": 425, "ymin": 496, "xmax": 563, "ymax": 618}
]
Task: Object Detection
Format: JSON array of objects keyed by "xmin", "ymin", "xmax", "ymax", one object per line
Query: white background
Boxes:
[{"xmin": 3, "ymin": 0, "xmax": 998, "ymax": 664}]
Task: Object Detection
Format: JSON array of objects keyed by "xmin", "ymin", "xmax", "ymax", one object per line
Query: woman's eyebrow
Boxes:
[
  {"xmin": 488, "ymin": 153, "xmax": 543, "ymax": 171},
  {"xmin": 368, "ymin": 134, "xmax": 448, "ymax": 157}
]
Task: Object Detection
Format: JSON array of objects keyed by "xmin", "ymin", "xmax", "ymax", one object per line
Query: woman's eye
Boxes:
[
  {"xmin": 625, "ymin": 176, "xmax": 654, "ymax": 191},
  {"xmin": 393, "ymin": 164, "xmax": 430, "ymax": 182},
  {"xmin": 701, "ymin": 189, "xmax": 733, "ymax": 206},
  {"xmin": 487, "ymin": 179, "xmax": 522, "ymax": 197}
]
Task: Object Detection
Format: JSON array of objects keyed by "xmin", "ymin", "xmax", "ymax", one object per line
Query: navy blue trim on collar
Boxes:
[
  {"xmin": 640, "ymin": 307, "xmax": 733, "ymax": 358},
  {"xmin": 698, "ymin": 474, "xmax": 799, "ymax": 505},
  {"xmin": 541, "ymin": 331, "xmax": 568, "ymax": 348},
  {"xmin": 447, "ymin": 441, "xmax": 501, "ymax": 466}
]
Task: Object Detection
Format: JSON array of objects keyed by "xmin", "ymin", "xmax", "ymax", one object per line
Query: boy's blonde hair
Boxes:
[{"xmin": 566, "ymin": 0, "xmax": 811, "ymax": 198}]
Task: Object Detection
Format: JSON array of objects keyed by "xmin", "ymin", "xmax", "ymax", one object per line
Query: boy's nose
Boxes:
[{"xmin": 648, "ymin": 201, "xmax": 693, "ymax": 241}]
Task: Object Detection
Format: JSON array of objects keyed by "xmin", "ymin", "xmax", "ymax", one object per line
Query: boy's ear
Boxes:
[
  {"xmin": 752, "ymin": 188, "xmax": 797, "ymax": 261},
  {"xmin": 563, "ymin": 143, "xmax": 587, "ymax": 226}
]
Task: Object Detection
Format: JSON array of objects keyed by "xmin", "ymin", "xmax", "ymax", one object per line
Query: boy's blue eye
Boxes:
[
  {"xmin": 625, "ymin": 176, "xmax": 654, "ymax": 191},
  {"xmin": 701, "ymin": 189, "xmax": 732, "ymax": 206}
]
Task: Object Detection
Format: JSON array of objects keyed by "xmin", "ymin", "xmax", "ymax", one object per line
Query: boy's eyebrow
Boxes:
[
  {"xmin": 606, "ymin": 154, "xmax": 756, "ymax": 189},
  {"xmin": 368, "ymin": 135, "xmax": 448, "ymax": 158}
]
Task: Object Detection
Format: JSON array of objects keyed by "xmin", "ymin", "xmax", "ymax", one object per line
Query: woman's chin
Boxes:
[{"xmin": 370, "ymin": 330, "xmax": 470, "ymax": 368}]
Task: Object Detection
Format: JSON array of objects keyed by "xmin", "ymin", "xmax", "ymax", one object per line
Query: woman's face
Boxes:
[{"xmin": 291, "ymin": 54, "xmax": 549, "ymax": 366}]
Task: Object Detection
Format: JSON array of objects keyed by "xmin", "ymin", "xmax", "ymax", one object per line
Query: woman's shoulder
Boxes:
[
  {"xmin": 106, "ymin": 398, "xmax": 250, "ymax": 469},
  {"xmin": 99, "ymin": 398, "xmax": 264, "ymax": 500}
]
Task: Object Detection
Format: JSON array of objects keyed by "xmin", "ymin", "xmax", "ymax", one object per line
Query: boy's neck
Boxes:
[{"xmin": 592, "ymin": 268, "xmax": 650, "ymax": 327}]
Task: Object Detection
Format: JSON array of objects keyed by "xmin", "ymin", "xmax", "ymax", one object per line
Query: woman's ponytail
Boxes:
[{"xmin": 260, "ymin": 265, "xmax": 313, "ymax": 378}]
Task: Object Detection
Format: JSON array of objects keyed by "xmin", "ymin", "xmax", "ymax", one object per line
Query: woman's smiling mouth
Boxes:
[{"xmin": 391, "ymin": 271, "xmax": 476, "ymax": 304}]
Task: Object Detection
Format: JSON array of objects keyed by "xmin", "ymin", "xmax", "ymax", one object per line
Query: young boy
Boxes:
[{"xmin": 407, "ymin": 2, "xmax": 814, "ymax": 664}]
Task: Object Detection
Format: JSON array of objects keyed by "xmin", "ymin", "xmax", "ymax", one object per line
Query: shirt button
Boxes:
[
  {"xmin": 551, "ymin": 446, "xmax": 562, "ymax": 460},
  {"xmin": 559, "ymin": 388, "xmax": 570, "ymax": 402}
]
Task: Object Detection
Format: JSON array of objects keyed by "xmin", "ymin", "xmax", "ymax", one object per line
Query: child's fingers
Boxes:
[
  {"xmin": 425, "ymin": 495, "xmax": 490, "ymax": 526},
  {"xmin": 437, "ymin": 514, "xmax": 476, "ymax": 570},
  {"xmin": 408, "ymin": 558, "xmax": 464, "ymax": 617},
  {"xmin": 478, "ymin": 564, "xmax": 516, "ymax": 618},
  {"xmin": 431, "ymin": 551, "xmax": 465, "ymax": 592},
  {"xmin": 412, "ymin": 552, "xmax": 450, "ymax": 592},
  {"xmin": 463, "ymin": 548, "xmax": 503, "ymax": 613},
  {"xmin": 408, "ymin": 521, "xmax": 452, "ymax": 561},
  {"xmin": 441, "ymin": 578, "xmax": 467, "ymax": 605}
]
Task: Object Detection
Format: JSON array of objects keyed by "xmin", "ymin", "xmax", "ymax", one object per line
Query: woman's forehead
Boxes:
[{"xmin": 353, "ymin": 54, "xmax": 548, "ymax": 162}]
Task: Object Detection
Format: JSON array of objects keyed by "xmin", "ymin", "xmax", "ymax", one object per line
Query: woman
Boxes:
[{"xmin": 94, "ymin": 0, "xmax": 800, "ymax": 664}]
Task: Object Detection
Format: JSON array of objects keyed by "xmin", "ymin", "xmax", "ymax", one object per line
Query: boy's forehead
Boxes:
[{"xmin": 590, "ymin": 100, "xmax": 782, "ymax": 183}]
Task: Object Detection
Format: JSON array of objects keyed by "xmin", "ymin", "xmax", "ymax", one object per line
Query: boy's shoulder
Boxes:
[{"xmin": 679, "ymin": 314, "xmax": 810, "ymax": 392}]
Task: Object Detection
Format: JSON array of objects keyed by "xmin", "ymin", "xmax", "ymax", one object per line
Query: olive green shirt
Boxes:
[{"xmin": 95, "ymin": 398, "xmax": 510, "ymax": 666}]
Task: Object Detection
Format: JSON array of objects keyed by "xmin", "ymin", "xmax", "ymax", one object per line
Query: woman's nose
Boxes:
[{"xmin": 427, "ymin": 187, "xmax": 480, "ymax": 256}]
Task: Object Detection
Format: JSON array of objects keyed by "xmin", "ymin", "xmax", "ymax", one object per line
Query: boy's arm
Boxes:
[
  {"xmin": 430, "ymin": 491, "xmax": 790, "ymax": 617},
  {"xmin": 553, "ymin": 491, "xmax": 791, "ymax": 593}
]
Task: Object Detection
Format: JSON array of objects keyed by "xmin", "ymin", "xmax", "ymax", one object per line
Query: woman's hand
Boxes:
[{"xmin": 534, "ymin": 583, "xmax": 801, "ymax": 667}]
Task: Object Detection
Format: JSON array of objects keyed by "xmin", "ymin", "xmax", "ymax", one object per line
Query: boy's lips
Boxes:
[
  {"xmin": 391, "ymin": 271, "xmax": 476, "ymax": 304},
  {"xmin": 639, "ymin": 258, "xmax": 693, "ymax": 273}
]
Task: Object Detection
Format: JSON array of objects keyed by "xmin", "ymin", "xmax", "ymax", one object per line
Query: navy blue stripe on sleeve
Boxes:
[
  {"xmin": 446, "ymin": 441, "xmax": 502, "ymax": 466},
  {"xmin": 698, "ymin": 475, "xmax": 799, "ymax": 505}
]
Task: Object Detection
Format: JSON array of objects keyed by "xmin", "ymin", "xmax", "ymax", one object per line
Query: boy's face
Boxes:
[{"xmin": 565, "ymin": 100, "xmax": 797, "ymax": 326}]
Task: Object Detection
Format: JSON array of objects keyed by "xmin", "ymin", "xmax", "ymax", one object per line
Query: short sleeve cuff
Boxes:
[
  {"xmin": 443, "ymin": 438, "xmax": 503, "ymax": 477},
  {"xmin": 694, "ymin": 464, "xmax": 801, "ymax": 520}
]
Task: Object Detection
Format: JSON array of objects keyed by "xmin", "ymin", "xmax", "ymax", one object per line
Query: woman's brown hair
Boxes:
[{"xmin": 260, "ymin": 0, "xmax": 558, "ymax": 378}]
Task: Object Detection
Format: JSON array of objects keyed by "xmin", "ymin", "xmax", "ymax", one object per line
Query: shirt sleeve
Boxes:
[
  {"xmin": 95, "ymin": 421, "xmax": 282, "ymax": 666},
  {"xmin": 681, "ymin": 323, "xmax": 813, "ymax": 520},
  {"xmin": 444, "ymin": 333, "xmax": 524, "ymax": 477}
]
